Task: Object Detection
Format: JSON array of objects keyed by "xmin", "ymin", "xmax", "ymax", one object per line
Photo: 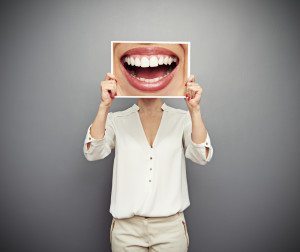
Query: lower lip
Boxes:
[{"xmin": 120, "ymin": 62, "xmax": 179, "ymax": 92}]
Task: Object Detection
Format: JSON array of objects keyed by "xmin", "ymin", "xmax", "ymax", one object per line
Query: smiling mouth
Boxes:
[{"xmin": 120, "ymin": 47, "xmax": 179, "ymax": 92}]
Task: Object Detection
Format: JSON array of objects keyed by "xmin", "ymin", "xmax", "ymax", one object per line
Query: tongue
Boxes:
[{"xmin": 134, "ymin": 65, "xmax": 168, "ymax": 79}]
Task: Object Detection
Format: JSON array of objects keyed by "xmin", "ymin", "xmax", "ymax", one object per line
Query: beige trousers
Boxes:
[{"xmin": 110, "ymin": 212, "xmax": 189, "ymax": 252}]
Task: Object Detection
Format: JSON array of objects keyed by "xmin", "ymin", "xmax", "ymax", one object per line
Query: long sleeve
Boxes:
[
  {"xmin": 183, "ymin": 112, "xmax": 214, "ymax": 165},
  {"xmin": 83, "ymin": 112, "xmax": 116, "ymax": 161}
]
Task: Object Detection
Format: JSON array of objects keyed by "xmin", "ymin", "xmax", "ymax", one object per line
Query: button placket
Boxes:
[{"xmin": 148, "ymin": 148, "xmax": 154, "ymax": 183}]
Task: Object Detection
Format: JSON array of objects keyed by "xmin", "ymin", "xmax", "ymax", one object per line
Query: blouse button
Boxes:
[
  {"xmin": 150, "ymin": 157, "xmax": 153, "ymax": 160},
  {"xmin": 149, "ymin": 180, "xmax": 152, "ymax": 182},
  {"xmin": 150, "ymin": 168, "xmax": 152, "ymax": 171}
]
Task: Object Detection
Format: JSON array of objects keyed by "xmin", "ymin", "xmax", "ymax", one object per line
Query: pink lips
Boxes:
[
  {"xmin": 120, "ymin": 47, "xmax": 179, "ymax": 92},
  {"xmin": 122, "ymin": 47, "xmax": 176, "ymax": 57}
]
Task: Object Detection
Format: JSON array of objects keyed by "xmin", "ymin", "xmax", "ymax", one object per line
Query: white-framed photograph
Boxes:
[{"xmin": 111, "ymin": 41, "xmax": 190, "ymax": 98}]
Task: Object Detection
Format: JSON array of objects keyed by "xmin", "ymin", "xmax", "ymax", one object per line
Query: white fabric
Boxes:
[{"xmin": 83, "ymin": 102, "xmax": 214, "ymax": 219}]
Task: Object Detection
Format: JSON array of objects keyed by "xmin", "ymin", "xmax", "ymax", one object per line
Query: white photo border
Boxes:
[{"xmin": 111, "ymin": 41, "xmax": 190, "ymax": 98}]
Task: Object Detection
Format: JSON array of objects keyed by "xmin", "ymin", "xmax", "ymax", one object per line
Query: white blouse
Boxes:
[{"xmin": 83, "ymin": 102, "xmax": 214, "ymax": 219}]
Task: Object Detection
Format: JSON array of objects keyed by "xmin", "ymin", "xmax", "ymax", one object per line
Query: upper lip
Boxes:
[{"xmin": 121, "ymin": 46, "xmax": 178, "ymax": 58}]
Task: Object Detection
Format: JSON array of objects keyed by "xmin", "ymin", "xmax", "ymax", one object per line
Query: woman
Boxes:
[{"xmin": 83, "ymin": 73, "xmax": 214, "ymax": 251}]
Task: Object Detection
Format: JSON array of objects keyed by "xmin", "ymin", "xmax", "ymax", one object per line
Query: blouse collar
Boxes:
[{"xmin": 133, "ymin": 102, "xmax": 167, "ymax": 111}]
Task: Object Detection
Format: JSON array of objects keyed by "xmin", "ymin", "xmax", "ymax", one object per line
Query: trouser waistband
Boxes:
[{"xmin": 116, "ymin": 211, "xmax": 183, "ymax": 221}]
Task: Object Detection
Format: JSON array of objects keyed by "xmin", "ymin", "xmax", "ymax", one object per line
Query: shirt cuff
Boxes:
[
  {"xmin": 84, "ymin": 124, "xmax": 106, "ymax": 147},
  {"xmin": 190, "ymin": 131, "xmax": 211, "ymax": 148},
  {"xmin": 190, "ymin": 131, "xmax": 213, "ymax": 162}
]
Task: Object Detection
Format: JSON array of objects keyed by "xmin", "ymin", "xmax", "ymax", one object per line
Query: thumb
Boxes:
[{"xmin": 103, "ymin": 89, "xmax": 112, "ymax": 100}]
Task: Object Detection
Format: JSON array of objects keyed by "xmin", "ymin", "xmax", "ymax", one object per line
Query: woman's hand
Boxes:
[
  {"xmin": 185, "ymin": 74, "xmax": 202, "ymax": 112},
  {"xmin": 100, "ymin": 73, "xmax": 118, "ymax": 107}
]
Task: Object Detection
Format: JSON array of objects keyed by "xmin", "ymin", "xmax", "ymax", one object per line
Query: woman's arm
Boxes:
[
  {"xmin": 189, "ymin": 108, "xmax": 209, "ymax": 159},
  {"xmin": 183, "ymin": 74, "xmax": 214, "ymax": 165},
  {"xmin": 83, "ymin": 73, "xmax": 117, "ymax": 161},
  {"xmin": 83, "ymin": 109, "xmax": 116, "ymax": 161},
  {"xmin": 86, "ymin": 103, "xmax": 110, "ymax": 150}
]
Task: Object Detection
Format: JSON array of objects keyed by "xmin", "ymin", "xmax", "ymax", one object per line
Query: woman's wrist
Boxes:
[
  {"xmin": 99, "ymin": 102, "xmax": 111, "ymax": 111},
  {"xmin": 188, "ymin": 104, "xmax": 201, "ymax": 116}
]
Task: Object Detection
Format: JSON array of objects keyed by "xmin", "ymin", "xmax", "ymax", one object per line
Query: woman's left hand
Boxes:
[{"xmin": 185, "ymin": 74, "xmax": 202, "ymax": 111}]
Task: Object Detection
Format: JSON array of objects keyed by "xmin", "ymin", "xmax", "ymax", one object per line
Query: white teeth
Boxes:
[
  {"xmin": 125, "ymin": 56, "xmax": 177, "ymax": 67},
  {"xmin": 134, "ymin": 57, "xmax": 141, "ymax": 67},
  {"xmin": 163, "ymin": 56, "xmax": 169, "ymax": 65},
  {"xmin": 158, "ymin": 56, "xmax": 164, "ymax": 65},
  {"xmin": 133, "ymin": 71, "xmax": 171, "ymax": 83},
  {"xmin": 149, "ymin": 56, "xmax": 158, "ymax": 67},
  {"xmin": 141, "ymin": 57, "xmax": 150, "ymax": 67},
  {"xmin": 130, "ymin": 57, "xmax": 135, "ymax": 65}
]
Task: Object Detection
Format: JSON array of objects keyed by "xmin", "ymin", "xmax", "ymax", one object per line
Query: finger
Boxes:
[
  {"xmin": 185, "ymin": 75, "xmax": 195, "ymax": 86},
  {"xmin": 186, "ymin": 82, "xmax": 197, "ymax": 89},
  {"xmin": 110, "ymin": 83, "xmax": 118, "ymax": 98},
  {"xmin": 105, "ymin": 73, "xmax": 118, "ymax": 82},
  {"xmin": 185, "ymin": 86, "xmax": 189, "ymax": 98},
  {"xmin": 191, "ymin": 92, "xmax": 201, "ymax": 104},
  {"xmin": 188, "ymin": 87, "xmax": 193, "ymax": 100},
  {"xmin": 109, "ymin": 90, "xmax": 117, "ymax": 99},
  {"xmin": 103, "ymin": 89, "xmax": 112, "ymax": 100},
  {"xmin": 111, "ymin": 88, "xmax": 117, "ymax": 98},
  {"xmin": 105, "ymin": 80, "xmax": 117, "ymax": 97},
  {"xmin": 186, "ymin": 83, "xmax": 196, "ymax": 99},
  {"xmin": 104, "ymin": 82, "xmax": 117, "ymax": 91},
  {"xmin": 187, "ymin": 74, "xmax": 195, "ymax": 83},
  {"xmin": 194, "ymin": 87, "xmax": 203, "ymax": 101},
  {"xmin": 190, "ymin": 88, "xmax": 196, "ymax": 99},
  {"xmin": 194, "ymin": 92, "xmax": 201, "ymax": 101},
  {"xmin": 188, "ymin": 83, "xmax": 202, "ymax": 92},
  {"xmin": 106, "ymin": 80, "xmax": 117, "ymax": 85},
  {"xmin": 187, "ymin": 85, "xmax": 202, "ymax": 93},
  {"xmin": 187, "ymin": 80, "xmax": 201, "ymax": 86},
  {"xmin": 192, "ymin": 89, "xmax": 197, "ymax": 100}
]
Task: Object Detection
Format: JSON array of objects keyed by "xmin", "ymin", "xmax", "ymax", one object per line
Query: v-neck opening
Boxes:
[{"xmin": 136, "ymin": 109, "xmax": 165, "ymax": 149}]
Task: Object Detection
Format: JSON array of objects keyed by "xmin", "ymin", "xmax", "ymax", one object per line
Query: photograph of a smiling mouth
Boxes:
[{"xmin": 120, "ymin": 47, "xmax": 179, "ymax": 92}]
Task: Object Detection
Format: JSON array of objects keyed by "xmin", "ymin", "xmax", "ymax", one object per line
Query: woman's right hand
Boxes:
[{"xmin": 100, "ymin": 73, "xmax": 118, "ymax": 107}]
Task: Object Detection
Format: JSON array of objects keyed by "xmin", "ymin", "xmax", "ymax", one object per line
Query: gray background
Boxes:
[{"xmin": 0, "ymin": 0, "xmax": 299, "ymax": 251}]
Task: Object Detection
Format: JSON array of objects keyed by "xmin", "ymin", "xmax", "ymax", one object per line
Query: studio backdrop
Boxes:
[{"xmin": 0, "ymin": 0, "xmax": 299, "ymax": 251}]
